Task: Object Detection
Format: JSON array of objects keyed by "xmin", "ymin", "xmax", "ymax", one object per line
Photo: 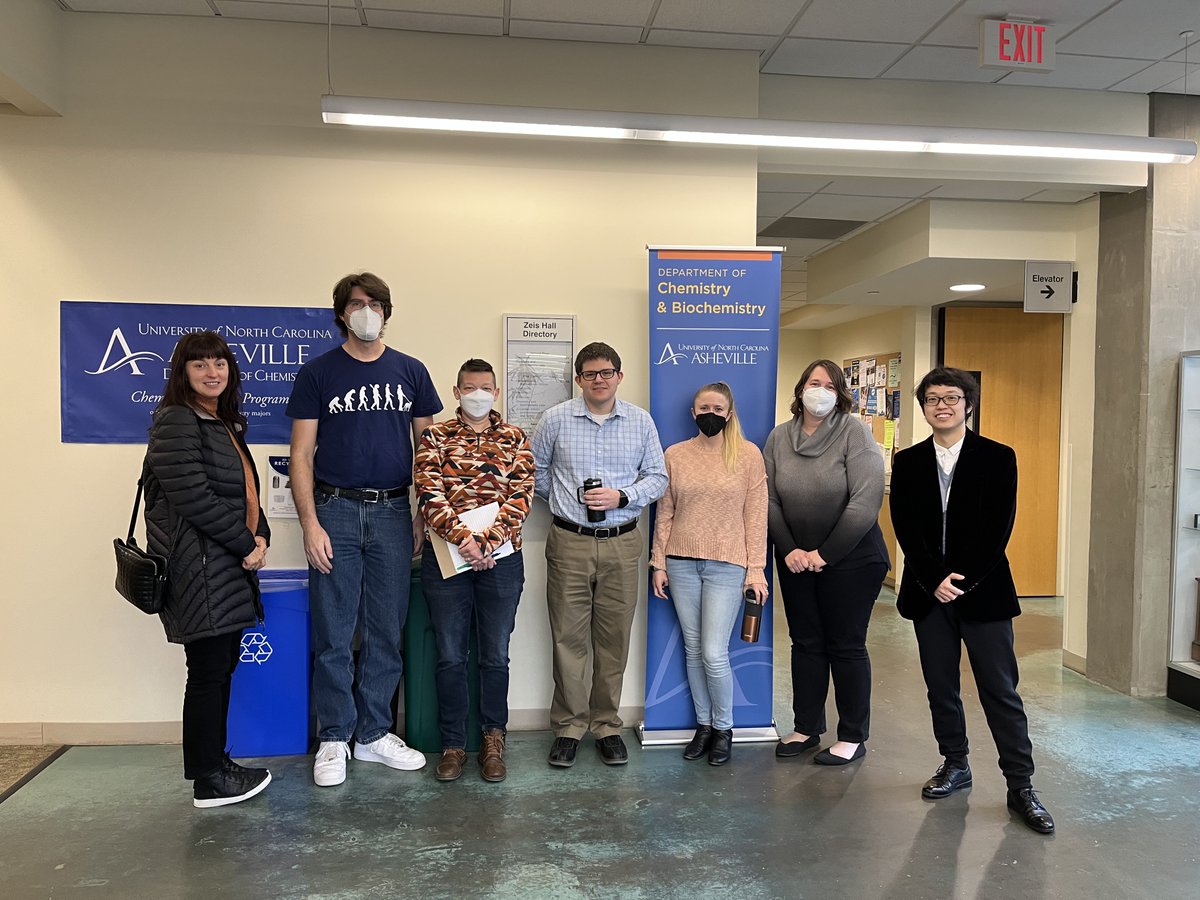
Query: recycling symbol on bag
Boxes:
[{"xmin": 240, "ymin": 632, "xmax": 273, "ymax": 664}]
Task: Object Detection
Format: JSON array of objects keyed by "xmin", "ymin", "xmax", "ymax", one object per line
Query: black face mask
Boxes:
[{"xmin": 695, "ymin": 412, "xmax": 727, "ymax": 437}]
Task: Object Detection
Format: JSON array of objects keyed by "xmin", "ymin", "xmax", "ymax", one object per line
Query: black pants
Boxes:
[
  {"xmin": 778, "ymin": 559, "xmax": 887, "ymax": 743},
  {"xmin": 182, "ymin": 630, "xmax": 242, "ymax": 780},
  {"xmin": 913, "ymin": 601, "xmax": 1034, "ymax": 790}
]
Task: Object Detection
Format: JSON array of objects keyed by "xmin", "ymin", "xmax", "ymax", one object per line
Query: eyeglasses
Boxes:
[
  {"xmin": 346, "ymin": 300, "xmax": 385, "ymax": 312},
  {"xmin": 923, "ymin": 394, "xmax": 964, "ymax": 407},
  {"xmin": 579, "ymin": 368, "xmax": 619, "ymax": 381}
]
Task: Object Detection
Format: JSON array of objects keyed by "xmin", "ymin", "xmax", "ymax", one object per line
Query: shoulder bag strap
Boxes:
[{"xmin": 128, "ymin": 459, "xmax": 149, "ymax": 543}]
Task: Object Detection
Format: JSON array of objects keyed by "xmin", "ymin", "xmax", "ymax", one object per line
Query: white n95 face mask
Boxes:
[
  {"xmin": 460, "ymin": 389, "xmax": 495, "ymax": 418},
  {"xmin": 347, "ymin": 307, "xmax": 383, "ymax": 342},
  {"xmin": 802, "ymin": 387, "xmax": 837, "ymax": 418}
]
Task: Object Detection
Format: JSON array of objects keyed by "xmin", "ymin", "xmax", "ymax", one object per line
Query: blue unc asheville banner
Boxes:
[
  {"xmin": 60, "ymin": 301, "xmax": 342, "ymax": 444},
  {"xmin": 645, "ymin": 247, "xmax": 782, "ymax": 737}
]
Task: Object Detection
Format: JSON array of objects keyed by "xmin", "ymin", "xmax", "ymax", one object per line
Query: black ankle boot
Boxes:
[
  {"xmin": 708, "ymin": 729, "xmax": 733, "ymax": 766},
  {"xmin": 682, "ymin": 725, "xmax": 714, "ymax": 760}
]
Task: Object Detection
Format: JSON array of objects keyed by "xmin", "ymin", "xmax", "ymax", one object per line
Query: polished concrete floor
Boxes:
[{"xmin": 2, "ymin": 596, "xmax": 1199, "ymax": 899}]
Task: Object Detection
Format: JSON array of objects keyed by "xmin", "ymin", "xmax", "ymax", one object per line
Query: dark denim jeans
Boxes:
[
  {"xmin": 422, "ymin": 550, "xmax": 524, "ymax": 748},
  {"xmin": 310, "ymin": 490, "xmax": 413, "ymax": 745}
]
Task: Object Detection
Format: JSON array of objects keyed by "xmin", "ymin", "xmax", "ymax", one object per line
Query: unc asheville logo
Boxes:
[
  {"xmin": 656, "ymin": 342, "xmax": 687, "ymax": 366},
  {"xmin": 85, "ymin": 327, "xmax": 164, "ymax": 376}
]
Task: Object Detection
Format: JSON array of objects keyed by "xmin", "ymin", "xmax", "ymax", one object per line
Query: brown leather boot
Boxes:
[
  {"xmin": 435, "ymin": 748, "xmax": 466, "ymax": 782},
  {"xmin": 478, "ymin": 729, "xmax": 507, "ymax": 783}
]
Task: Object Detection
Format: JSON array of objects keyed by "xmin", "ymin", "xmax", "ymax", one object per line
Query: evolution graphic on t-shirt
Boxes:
[{"xmin": 326, "ymin": 383, "xmax": 414, "ymax": 415}]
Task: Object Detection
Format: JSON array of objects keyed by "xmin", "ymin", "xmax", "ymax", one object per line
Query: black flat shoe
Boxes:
[
  {"xmin": 813, "ymin": 743, "xmax": 866, "ymax": 766},
  {"xmin": 1007, "ymin": 788, "xmax": 1055, "ymax": 834},
  {"xmin": 547, "ymin": 736, "xmax": 579, "ymax": 768},
  {"xmin": 922, "ymin": 761, "xmax": 973, "ymax": 799},
  {"xmin": 708, "ymin": 729, "xmax": 733, "ymax": 766},
  {"xmin": 775, "ymin": 735, "xmax": 820, "ymax": 758},
  {"xmin": 597, "ymin": 734, "xmax": 629, "ymax": 766},
  {"xmin": 682, "ymin": 725, "xmax": 714, "ymax": 760}
]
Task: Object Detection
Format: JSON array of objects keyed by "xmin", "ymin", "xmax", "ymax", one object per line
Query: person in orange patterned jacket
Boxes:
[{"xmin": 415, "ymin": 358, "xmax": 535, "ymax": 784}]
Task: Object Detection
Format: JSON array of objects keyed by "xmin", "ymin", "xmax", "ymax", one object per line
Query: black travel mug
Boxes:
[
  {"xmin": 580, "ymin": 477, "xmax": 605, "ymax": 523},
  {"xmin": 741, "ymin": 588, "xmax": 762, "ymax": 643}
]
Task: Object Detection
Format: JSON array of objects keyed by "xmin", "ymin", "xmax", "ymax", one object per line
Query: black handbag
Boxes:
[{"xmin": 113, "ymin": 464, "xmax": 173, "ymax": 614}]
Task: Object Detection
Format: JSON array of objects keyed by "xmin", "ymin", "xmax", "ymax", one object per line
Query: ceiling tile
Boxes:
[
  {"xmin": 1152, "ymin": 72, "xmax": 1200, "ymax": 94},
  {"xmin": 67, "ymin": 0, "xmax": 214, "ymax": 12},
  {"xmin": 926, "ymin": 182, "xmax": 1043, "ymax": 200},
  {"xmin": 757, "ymin": 173, "xmax": 836, "ymax": 193},
  {"xmin": 999, "ymin": 53, "xmax": 1155, "ymax": 89},
  {"xmin": 757, "ymin": 216, "xmax": 778, "ymax": 231},
  {"xmin": 757, "ymin": 192, "xmax": 810, "ymax": 217},
  {"xmin": 923, "ymin": 0, "xmax": 1117, "ymax": 49},
  {"xmin": 1024, "ymin": 189, "xmax": 1097, "ymax": 203},
  {"xmin": 791, "ymin": 194, "xmax": 910, "ymax": 220},
  {"xmin": 653, "ymin": 0, "xmax": 803, "ymax": 34},
  {"xmin": 510, "ymin": 1, "xmax": 651, "ymax": 25},
  {"xmin": 763, "ymin": 37, "xmax": 907, "ymax": 78},
  {"xmin": 365, "ymin": 1, "xmax": 501, "ymax": 14},
  {"xmin": 792, "ymin": 0, "xmax": 960, "ymax": 44},
  {"xmin": 509, "ymin": 20, "xmax": 642, "ymax": 42},
  {"xmin": 821, "ymin": 176, "xmax": 943, "ymax": 197},
  {"xmin": 363, "ymin": 8, "xmax": 501, "ymax": 33},
  {"xmin": 1107, "ymin": 59, "xmax": 1196, "ymax": 93},
  {"xmin": 760, "ymin": 217, "xmax": 865, "ymax": 239},
  {"xmin": 645, "ymin": 29, "xmax": 776, "ymax": 51},
  {"xmin": 881, "ymin": 45, "xmax": 1006, "ymax": 82},
  {"xmin": 216, "ymin": 2, "xmax": 360, "ymax": 25},
  {"xmin": 1059, "ymin": 0, "xmax": 1200, "ymax": 59}
]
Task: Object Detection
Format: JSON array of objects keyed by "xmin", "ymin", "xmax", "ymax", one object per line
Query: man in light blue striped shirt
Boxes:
[{"xmin": 532, "ymin": 341, "xmax": 667, "ymax": 769}]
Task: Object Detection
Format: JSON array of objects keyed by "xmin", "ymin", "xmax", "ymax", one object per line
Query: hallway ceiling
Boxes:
[{"xmin": 51, "ymin": 0, "xmax": 1194, "ymax": 324}]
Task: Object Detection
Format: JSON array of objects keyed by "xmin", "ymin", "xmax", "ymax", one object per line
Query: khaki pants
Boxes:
[{"xmin": 545, "ymin": 524, "xmax": 643, "ymax": 739}]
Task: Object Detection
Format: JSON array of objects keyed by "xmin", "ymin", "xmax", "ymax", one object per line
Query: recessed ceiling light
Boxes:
[
  {"xmin": 867, "ymin": 290, "xmax": 880, "ymax": 295},
  {"xmin": 950, "ymin": 283, "xmax": 986, "ymax": 292}
]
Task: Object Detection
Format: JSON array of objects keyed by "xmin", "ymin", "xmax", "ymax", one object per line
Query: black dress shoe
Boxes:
[
  {"xmin": 1008, "ymin": 787, "xmax": 1055, "ymax": 834},
  {"xmin": 597, "ymin": 734, "xmax": 629, "ymax": 766},
  {"xmin": 775, "ymin": 734, "xmax": 820, "ymax": 758},
  {"xmin": 682, "ymin": 725, "xmax": 714, "ymax": 760},
  {"xmin": 708, "ymin": 729, "xmax": 733, "ymax": 766},
  {"xmin": 813, "ymin": 743, "xmax": 866, "ymax": 766},
  {"xmin": 548, "ymin": 736, "xmax": 579, "ymax": 768},
  {"xmin": 922, "ymin": 761, "xmax": 973, "ymax": 799}
]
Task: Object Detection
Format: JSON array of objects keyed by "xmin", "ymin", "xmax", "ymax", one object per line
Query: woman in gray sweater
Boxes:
[{"xmin": 764, "ymin": 359, "xmax": 888, "ymax": 766}]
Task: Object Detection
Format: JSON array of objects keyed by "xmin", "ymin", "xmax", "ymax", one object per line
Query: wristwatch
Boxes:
[{"xmin": 617, "ymin": 490, "xmax": 629, "ymax": 509}]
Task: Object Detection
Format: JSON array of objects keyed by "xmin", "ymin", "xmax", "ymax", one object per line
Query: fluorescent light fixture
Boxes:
[
  {"xmin": 321, "ymin": 96, "xmax": 1197, "ymax": 164},
  {"xmin": 950, "ymin": 283, "xmax": 987, "ymax": 291}
]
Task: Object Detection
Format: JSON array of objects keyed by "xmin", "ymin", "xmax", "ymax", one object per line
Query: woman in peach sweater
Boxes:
[{"xmin": 650, "ymin": 382, "xmax": 768, "ymax": 766}]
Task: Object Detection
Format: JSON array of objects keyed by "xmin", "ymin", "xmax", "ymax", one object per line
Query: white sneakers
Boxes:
[
  {"xmin": 313, "ymin": 741, "xmax": 350, "ymax": 787},
  {"xmin": 353, "ymin": 733, "xmax": 427, "ymax": 771},
  {"xmin": 313, "ymin": 734, "xmax": 426, "ymax": 786}
]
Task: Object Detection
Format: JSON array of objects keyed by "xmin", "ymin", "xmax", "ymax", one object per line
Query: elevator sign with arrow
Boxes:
[{"xmin": 1023, "ymin": 260, "xmax": 1073, "ymax": 313}]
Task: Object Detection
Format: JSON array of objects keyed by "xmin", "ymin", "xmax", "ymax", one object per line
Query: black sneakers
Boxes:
[{"xmin": 193, "ymin": 755, "xmax": 272, "ymax": 809}]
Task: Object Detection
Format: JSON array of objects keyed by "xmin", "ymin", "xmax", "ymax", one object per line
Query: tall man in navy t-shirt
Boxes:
[{"xmin": 287, "ymin": 272, "xmax": 443, "ymax": 788}]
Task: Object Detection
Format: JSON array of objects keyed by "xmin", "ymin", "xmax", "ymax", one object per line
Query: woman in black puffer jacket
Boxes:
[{"xmin": 144, "ymin": 330, "xmax": 272, "ymax": 809}]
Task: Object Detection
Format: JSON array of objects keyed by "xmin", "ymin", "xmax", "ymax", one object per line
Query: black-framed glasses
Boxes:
[
  {"xmin": 579, "ymin": 368, "xmax": 619, "ymax": 381},
  {"xmin": 923, "ymin": 394, "xmax": 964, "ymax": 407},
  {"xmin": 346, "ymin": 299, "xmax": 385, "ymax": 312}
]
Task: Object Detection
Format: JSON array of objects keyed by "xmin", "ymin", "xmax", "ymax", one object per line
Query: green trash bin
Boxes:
[{"xmin": 403, "ymin": 556, "xmax": 482, "ymax": 753}]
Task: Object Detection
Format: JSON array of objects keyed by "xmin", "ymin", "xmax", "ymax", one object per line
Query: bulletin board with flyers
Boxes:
[{"xmin": 842, "ymin": 351, "xmax": 902, "ymax": 462}]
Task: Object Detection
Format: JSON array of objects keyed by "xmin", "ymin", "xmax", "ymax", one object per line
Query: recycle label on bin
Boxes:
[{"xmin": 240, "ymin": 632, "xmax": 273, "ymax": 664}]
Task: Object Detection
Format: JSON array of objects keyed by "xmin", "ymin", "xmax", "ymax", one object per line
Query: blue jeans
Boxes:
[
  {"xmin": 422, "ymin": 551, "xmax": 524, "ymax": 748},
  {"xmin": 665, "ymin": 558, "xmax": 745, "ymax": 731},
  {"xmin": 310, "ymin": 490, "xmax": 413, "ymax": 744}
]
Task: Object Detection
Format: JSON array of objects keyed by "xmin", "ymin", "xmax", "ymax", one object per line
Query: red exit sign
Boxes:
[{"xmin": 979, "ymin": 19, "xmax": 1056, "ymax": 73}]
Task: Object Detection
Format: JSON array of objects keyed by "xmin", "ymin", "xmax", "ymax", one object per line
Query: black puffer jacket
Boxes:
[{"xmin": 144, "ymin": 405, "xmax": 269, "ymax": 644}]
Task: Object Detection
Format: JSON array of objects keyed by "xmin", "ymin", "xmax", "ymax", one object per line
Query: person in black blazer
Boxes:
[{"xmin": 889, "ymin": 367, "xmax": 1054, "ymax": 835}]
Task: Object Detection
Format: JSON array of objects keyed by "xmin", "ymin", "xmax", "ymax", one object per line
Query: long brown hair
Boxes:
[
  {"xmin": 789, "ymin": 358, "xmax": 854, "ymax": 418},
  {"xmin": 156, "ymin": 330, "xmax": 246, "ymax": 427}
]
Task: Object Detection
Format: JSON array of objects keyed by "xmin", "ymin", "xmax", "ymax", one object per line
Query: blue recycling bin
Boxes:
[{"xmin": 227, "ymin": 569, "xmax": 314, "ymax": 757}]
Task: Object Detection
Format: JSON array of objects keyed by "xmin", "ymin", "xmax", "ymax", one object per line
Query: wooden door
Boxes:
[{"xmin": 943, "ymin": 307, "xmax": 1062, "ymax": 597}]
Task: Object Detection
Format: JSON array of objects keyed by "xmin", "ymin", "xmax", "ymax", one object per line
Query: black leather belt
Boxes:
[
  {"xmin": 316, "ymin": 482, "xmax": 408, "ymax": 503},
  {"xmin": 552, "ymin": 515, "xmax": 637, "ymax": 540}
]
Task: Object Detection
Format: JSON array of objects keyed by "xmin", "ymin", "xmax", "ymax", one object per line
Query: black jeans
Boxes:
[
  {"xmin": 778, "ymin": 559, "xmax": 887, "ymax": 743},
  {"xmin": 913, "ymin": 601, "xmax": 1034, "ymax": 790},
  {"xmin": 182, "ymin": 630, "xmax": 242, "ymax": 780}
]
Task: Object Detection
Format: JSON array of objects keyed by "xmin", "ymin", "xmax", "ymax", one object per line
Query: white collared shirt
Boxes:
[{"xmin": 934, "ymin": 434, "xmax": 965, "ymax": 477}]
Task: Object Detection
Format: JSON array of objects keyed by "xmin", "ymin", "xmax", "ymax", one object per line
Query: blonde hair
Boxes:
[{"xmin": 693, "ymin": 382, "xmax": 744, "ymax": 473}]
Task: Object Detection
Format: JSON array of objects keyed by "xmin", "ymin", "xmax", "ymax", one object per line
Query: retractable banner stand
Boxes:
[{"xmin": 642, "ymin": 246, "xmax": 782, "ymax": 745}]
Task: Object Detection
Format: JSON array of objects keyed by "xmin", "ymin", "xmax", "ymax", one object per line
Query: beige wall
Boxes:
[
  {"xmin": 0, "ymin": 14, "xmax": 760, "ymax": 735},
  {"xmin": 775, "ymin": 330, "xmax": 821, "ymax": 425}
]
